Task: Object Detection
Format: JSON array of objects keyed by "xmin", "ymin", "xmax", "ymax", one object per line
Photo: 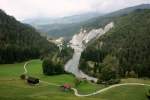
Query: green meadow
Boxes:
[{"xmin": 0, "ymin": 59, "xmax": 150, "ymax": 100}]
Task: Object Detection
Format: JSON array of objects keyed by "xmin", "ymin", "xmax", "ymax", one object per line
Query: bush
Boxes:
[
  {"xmin": 74, "ymin": 78, "xmax": 82, "ymax": 87},
  {"xmin": 97, "ymin": 79, "xmax": 103, "ymax": 84},
  {"xmin": 125, "ymin": 70, "xmax": 138, "ymax": 78},
  {"xmin": 146, "ymin": 90, "xmax": 150, "ymax": 100},
  {"xmin": 98, "ymin": 55, "xmax": 119, "ymax": 82},
  {"xmin": 107, "ymin": 79, "xmax": 120, "ymax": 85},
  {"xmin": 97, "ymin": 78, "xmax": 120, "ymax": 85},
  {"xmin": 42, "ymin": 57, "xmax": 64, "ymax": 75},
  {"xmin": 20, "ymin": 74, "xmax": 27, "ymax": 80},
  {"xmin": 90, "ymin": 80, "xmax": 95, "ymax": 83}
]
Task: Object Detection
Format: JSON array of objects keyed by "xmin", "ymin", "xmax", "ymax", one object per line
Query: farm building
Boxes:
[
  {"xmin": 60, "ymin": 84, "xmax": 71, "ymax": 91},
  {"xmin": 27, "ymin": 76, "xmax": 39, "ymax": 84}
]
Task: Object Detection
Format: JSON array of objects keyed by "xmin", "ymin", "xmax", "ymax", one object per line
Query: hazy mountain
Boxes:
[
  {"xmin": 23, "ymin": 4, "xmax": 150, "ymax": 39},
  {"xmin": 108, "ymin": 3, "xmax": 150, "ymax": 17},
  {"xmin": 22, "ymin": 12, "xmax": 103, "ymax": 39},
  {"xmin": 23, "ymin": 12, "xmax": 102, "ymax": 25},
  {"xmin": 81, "ymin": 4, "xmax": 150, "ymax": 31}
]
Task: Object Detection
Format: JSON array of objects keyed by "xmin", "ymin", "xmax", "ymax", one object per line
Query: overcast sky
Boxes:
[{"xmin": 0, "ymin": 0, "xmax": 150, "ymax": 21}]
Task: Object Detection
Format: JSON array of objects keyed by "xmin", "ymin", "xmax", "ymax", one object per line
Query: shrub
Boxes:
[
  {"xmin": 97, "ymin": 79, "xmax": 103, "ymax": 84},
  {"xmin": 20, "ymin": 74, "xmax": 27, "ymax": 80},
  {"xmin": 98, "ymin": 55, "xmax": 119, "ymax": 82},
  {"xmin": 125, "ymin": 70, "xmax": 138, "ymax": 78},
  {"xmin": 97, "ymin": 78, "xmax": 120, "ymax": 85},
  {"xmin": 107, "ymin": 79, "xmax": 120, "ymax": 85},
  {"xmin": 42, "ymin": 57, "xmax": 64, "ymax": 75},
  {"xmin": 74, "ymin": 78, "xmax": 82, "ymax": 87},
  {"xmin": 146, "ymin": 90, "xmax": 150, "ymax": 100},
  {"xmin": 129, "ymin": 70, "xmax": 138, "ymax": 78}
]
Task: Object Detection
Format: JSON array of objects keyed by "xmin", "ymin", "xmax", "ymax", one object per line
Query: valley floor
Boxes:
[{"xmin": 0, "ymin": 59, "xmax": 150, "ymax": 100}]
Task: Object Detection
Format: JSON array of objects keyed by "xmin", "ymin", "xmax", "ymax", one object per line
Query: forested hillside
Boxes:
[
  {"xmin": 80, "ymin": 9, "xmax": 150, "ymax": 83},
  {"xmin": 0, "ymin": 9, "xmax": 58, "ymax": 64},
  {"xmin": 38, "ymin": 23, "xmax": 82, "ymax": 39}
]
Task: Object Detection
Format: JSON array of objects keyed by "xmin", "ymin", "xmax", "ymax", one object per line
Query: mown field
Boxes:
[{"xmin": 0, "ymin": 59, "xmax": 150, "ymax": 100}]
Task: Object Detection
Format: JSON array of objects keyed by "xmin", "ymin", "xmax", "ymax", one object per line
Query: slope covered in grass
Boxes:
[{"xmin": 0, "ymin": 60, "xmax": 150, "ymax": 100}]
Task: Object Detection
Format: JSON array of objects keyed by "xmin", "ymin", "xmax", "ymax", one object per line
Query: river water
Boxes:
[{"xmin": 64, "ymin": 22, "xmax": 114, "ymax": 82}]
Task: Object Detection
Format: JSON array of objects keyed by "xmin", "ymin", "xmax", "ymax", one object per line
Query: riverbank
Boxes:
[{"xmin": 64, "ymin": 22, "xmax": 114, "ymax": 82}]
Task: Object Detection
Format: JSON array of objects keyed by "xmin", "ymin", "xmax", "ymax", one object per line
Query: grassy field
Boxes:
[{"xmin": 0, "ymin": 59, "xmax": 150, "ymax": 100}]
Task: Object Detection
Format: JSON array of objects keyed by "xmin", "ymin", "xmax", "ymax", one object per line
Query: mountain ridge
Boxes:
[
  {"xmin": 25, "ymin": 4, "xmax": 150, "ymax": 39},
  {"xmin": 0, "ymin": 9, "xmax": 58, "ymax": 63}
]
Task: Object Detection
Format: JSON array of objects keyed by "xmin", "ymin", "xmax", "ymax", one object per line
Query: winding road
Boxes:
[
  {"xmin": 23, "ymin": 61, "xmax": 31, "ymax": 74},
  {"xmin": 23, "ymin": 61, "xmax": 61, "ymax": 87},
  {"xmin": 23, "ymin": 61, "xmax": 150, "ymax": 97},
  {"xmin": 71, "ymin": 83, "xmax": 150, "ymax": 97}
]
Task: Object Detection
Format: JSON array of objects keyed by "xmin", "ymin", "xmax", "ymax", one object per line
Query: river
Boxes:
[{"xmin": 64, "ymin": 22, "xmax": 114, "ymax": 82}]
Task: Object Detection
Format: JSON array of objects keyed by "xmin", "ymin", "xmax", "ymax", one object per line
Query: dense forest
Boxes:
[
  {"xmin": 42, "ymin": 44, "xmax": 73, "ymax": 75},
  {"xmin": 79, "ymin": 9, "xmax": 150, "ymax": 83},
  {"xmin": 0, "ymin": 9, "xmax": 58, "ymax": 64}
]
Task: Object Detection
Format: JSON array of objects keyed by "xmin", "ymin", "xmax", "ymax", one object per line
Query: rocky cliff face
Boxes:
[{"xmin": 70, "ymin": 22, "xmax": 114, "ymax": 49}]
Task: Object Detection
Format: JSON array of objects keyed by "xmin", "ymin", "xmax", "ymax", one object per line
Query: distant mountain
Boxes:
[
  {"xmin": 23, "ymin": 12, "xmax": 102, "ymax": 25},
  {"xmin": 81, "ymin": 4, "xmax": 150, "ymax": 31},
  {"xmin": 37, "ymin": 23, "xmax": 82, "ymax": 39},
  {"xmin": 0, "ymin": 9, "xmax": 58, "ymax": 64},
  {"xmin": 108, "ymin": 4, "xmax": 150, "ymax": 17},
  {"xmin": 23, "ymin": 12, "xmax": 103, "ymax": 39},
  {"xmin": 23, "ymin": 4, "xmax": 150, "ymax": 39}
]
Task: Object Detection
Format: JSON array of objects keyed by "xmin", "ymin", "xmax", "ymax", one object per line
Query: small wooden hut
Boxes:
[
  {"xmin": 27, "ymin": 76, "xmax": 39, "ymax": 84},
  {"xmin": 60, "ymin": 84, "xmax": 71, "ymax": 91}
]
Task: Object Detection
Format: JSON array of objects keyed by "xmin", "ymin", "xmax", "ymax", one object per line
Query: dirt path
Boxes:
[
  {"xmin": 23, "ymin": 61, "xmax": 60, "ymax": 87},
  {"xmin": 23, "ymin": 61, "xmax": 30, "ymax": 74},
  {"xmin": 71, "ymin": 83, "xmax": 150, "ymax": 97}
]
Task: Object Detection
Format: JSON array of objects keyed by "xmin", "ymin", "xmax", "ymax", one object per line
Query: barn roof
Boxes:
[{"xmin": 63, "ymin": 84, "xmax": 71, "ymax": 88}]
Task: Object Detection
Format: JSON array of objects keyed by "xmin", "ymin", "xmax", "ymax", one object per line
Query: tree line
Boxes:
[
  {"xmin": 42, "ymin": 44, "xmax": 73, "ymax": 75},
  {"xmin": 79, "ymin": 9, "xmax": 150, "ymax": 84},
  {"xmin": 0, "ymin": 9, "xmax": 58, "ymax": 63}
]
